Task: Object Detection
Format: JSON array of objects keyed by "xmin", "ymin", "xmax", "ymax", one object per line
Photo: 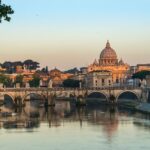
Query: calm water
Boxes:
[{"xmin": 0, "ymin": 101, "xmax": 150, "ymax": 150}]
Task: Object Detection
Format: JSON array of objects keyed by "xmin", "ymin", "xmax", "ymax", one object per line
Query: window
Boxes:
[
  {"xmin": 102, "ymin": 79, "xmax": 105, "ymax": 86},
  {"xmin": 95, "ymin": 80, "xmax": 98, "ymax": 87},
  {"xmin": 109, "ymin": 80, "xmax": 111, "ymax": 85},
  {"xmin": 116, "ymin": 78, "xmax": 119, "ymax": 83}
]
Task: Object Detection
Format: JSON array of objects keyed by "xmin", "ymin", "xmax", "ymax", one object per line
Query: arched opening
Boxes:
[
  {"xmin": 88, "ymin": 92, "xmax": 107, "ymax": 99},
  {"xmin": 117, "ymin": 91, "xmax": 139, "ymax": 102},
  {"xmin": 4, "ymin": 94, "xmax": 15, "ymax": 108},
  {"xmin": 87, "ymin": 92, "xmax": 108, "ymax": 104},
  {"xmin": 23, "ymin": 93, "xmax": 45, "ymax": 107}
]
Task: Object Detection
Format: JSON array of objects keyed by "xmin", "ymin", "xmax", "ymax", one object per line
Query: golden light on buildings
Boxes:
[{"xmin": 88, "ymin": 41, "xmax": 130, "ymax": 84}]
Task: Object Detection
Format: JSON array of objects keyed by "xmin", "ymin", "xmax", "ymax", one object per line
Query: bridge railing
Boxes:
[{"xmin": 0, "ymin": 85, "xmax": 141, "ymax": 92}]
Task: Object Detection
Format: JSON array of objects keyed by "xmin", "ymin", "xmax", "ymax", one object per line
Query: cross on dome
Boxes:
[{"xmin": 106, "ymin": 40, "xmax": 110, "ymax": 48}]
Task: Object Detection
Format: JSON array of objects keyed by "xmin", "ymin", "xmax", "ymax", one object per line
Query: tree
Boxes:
[
  {"xmin": 29, "ymin": 74, "xmax": 40, "ymax": 87},
  {"xmin": 0, "ymin": 74, "xmax": 13, "ymax": 87},
  {"xmin": 41, "ymin": 66, "xmax": 49, "ymax": 73},
  {"xmin": 2, "ymin": 60, "xmax": 40, "ymax": 73},
  {"xmin": 132, "ymin": 70, "xmax": 150, "ymax": 80},
  {"xmin": 24, "ymin": 59, "xmax": 40, "ymax": 70},
  {"xmin": 0, "ymin": 0, "xmax": 14, "ymax": 23},
  {"xmin": 13, "ymin": 61, "xmax": 23, "ymax": 67},
  {"xmin": 2, "ymin": 61, "xmax": 14, "ymax": 73},
  {"xmin": 15, "ymin": 75, "xmax": 24, "ymax": 86},
  {"xmin": 45, "ymin": 66, "xmax": 48, "ymax": 73},
  {"xmin": 3, "ymin": 77, "xmax": 12, "ymax": 87},
  {"xmin": 63, "ymin": 79, "xmax": 80, "ymax": 88}
]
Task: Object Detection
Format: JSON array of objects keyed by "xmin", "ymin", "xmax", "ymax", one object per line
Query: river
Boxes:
[{"xmin": 0, "ymin": 100, "xmax": 150, "ymax": 150}]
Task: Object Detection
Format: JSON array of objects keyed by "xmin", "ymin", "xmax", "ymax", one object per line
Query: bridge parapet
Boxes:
[
  {"xmin": 0, "ymin": 85, "xmax": 141, "ymax": 92},
  {"xmin": 0, "ymin": 86, "xmax": 142, "ymax": 100},
  {"xmin": 0, "ymin": 86, "xmax": 143, "ymax": 106}
]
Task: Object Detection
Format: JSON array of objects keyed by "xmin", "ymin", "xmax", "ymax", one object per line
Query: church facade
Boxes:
[{"xmin": 87, "ymin": 41, "xmax": 129, "ymax": 84}]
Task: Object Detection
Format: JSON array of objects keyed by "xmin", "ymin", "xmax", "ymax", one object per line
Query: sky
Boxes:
[{"xmin": 0, "ymin": 0, "xmax": 150, "ymax": 70}]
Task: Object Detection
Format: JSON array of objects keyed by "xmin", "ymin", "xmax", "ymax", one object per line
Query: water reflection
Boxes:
[{"xmin": 1, "ymin": 100, "xmax": 150, "ymax": 134}]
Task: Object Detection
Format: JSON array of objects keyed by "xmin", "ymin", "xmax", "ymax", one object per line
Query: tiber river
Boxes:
[{"xmin": 0, "ymin": 100, "xmax": 150, "ymax": 150}]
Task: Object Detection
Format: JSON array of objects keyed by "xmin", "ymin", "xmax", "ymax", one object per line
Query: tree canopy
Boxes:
[
  {"xmin": 24, "ymin": 59, "xmax": 40, "ymax": 70},
  {"xmin": 63, "ymin": 79, "xmax": 80, "ymax": 88},
  {"xmin": 0, "ymin": 74, "xmax": 13, "ymax": 87},
  {"xmin": 1, "ymin": 60, "xmax": 40, "ymax": 73},
  {"xmin": 132, "ymin": 70, "xmax": 150, "ymax": 80},
  {"xmin": 0, "ymin": 0, "xmax": 14, "ymax": 22},
  {"xmin": 15, "ymin": 75, "xmax": 24, "ymax": 86},
  {"xmin": 29, "ymin": 74, "xmax": 40, "ymax": 87}
]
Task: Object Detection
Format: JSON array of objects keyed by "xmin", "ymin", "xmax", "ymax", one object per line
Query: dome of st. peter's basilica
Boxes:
[{"xmin": 99, "ymin": 41, "xmax": 118, "ymax": 65}]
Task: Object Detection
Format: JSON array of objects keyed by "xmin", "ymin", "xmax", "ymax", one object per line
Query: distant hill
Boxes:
[{"xmin": 64, "ymin": 67, "xmax": 79, "ymax": 74}]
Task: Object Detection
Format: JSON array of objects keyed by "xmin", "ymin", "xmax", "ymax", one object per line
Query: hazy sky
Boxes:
[{"xmin": 0, "ymin": 0, "xmax": 150, "ymax": 70}]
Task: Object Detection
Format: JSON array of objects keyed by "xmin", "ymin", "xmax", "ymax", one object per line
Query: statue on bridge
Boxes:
[
  {"xmin": 109, "ymin": 94, "xmax": 116, "ymax": 104},
  {"xmin": 48, "ymin": 79, "xmax": 53, "ymax": 88}
]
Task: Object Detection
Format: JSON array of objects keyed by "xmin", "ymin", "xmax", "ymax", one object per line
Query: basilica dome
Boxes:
[
  {"xmin": 99, "ymin": 41, "xmax": 118, "ymax": 65},
  {"xmin": 100, "ymin": 41, "xmax": 117, "ymax": 60}
]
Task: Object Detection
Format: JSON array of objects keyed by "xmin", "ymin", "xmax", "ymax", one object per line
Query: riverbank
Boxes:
[
  {"xmin": 118, "ymin": 101, "xmax": 139, "ymax": 110},
  {"xmin": 135, "ymin": 103, "xmax": 150, "ymax": 114},
  {"xmin": 118, "ymin": 101, "xmax": 150, "ymax": 114}
]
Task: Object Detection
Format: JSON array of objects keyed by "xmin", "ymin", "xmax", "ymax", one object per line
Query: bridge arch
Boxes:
[
  {"xmin": 116, "ymin": 90, "xmax": 140, "ymax": 102},
  {"xmin": 23, "ymin": 93, "xmax": 46, "ymax": 102},
  {"xmin": 87, "ymin": 92, "xmax": 108, "ymax": 101},
  {"xmin": 3, "ymin": 93, "xmax": 15, "ymax": 106}
]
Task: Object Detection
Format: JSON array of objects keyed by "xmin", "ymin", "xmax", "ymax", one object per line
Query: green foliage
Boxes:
[
  {"xmin": 0, "ymin": 74, "xmax": 13, "ymax": 87},
  {"xmin": 0, "ymin": 0, "xmax": 14, "ymax": 22},
  {"xmin": 29, "ymin": 75, "xmax": 40, "ymax": 87},
  {"xmin": 1, "ymin": 60, "xmax": 40, "ymax": 73},
  {"xmin": 24, "ymin": 59, "xmax": 40, "ymax": 70},
  {"xmin": 0, "ymin": 74, "xmax": 6, "ymax": 83},
  {"xmin": 63, "ymin": 79, "xmax": 80, "ymax": 88},
  {"xmin": 41, "ymin": 66, "xmax": 49, "ymax": 73},
  {"xmin": 132, "ymin": 70, "xmax": 150, "ymax": 80},
  {"xmin": 15, "ymin": 75, "xmax": 23, "ymax": 86},
  {"xmin": 3, "ymin": 77, "xmax": 12, "ymax": 87}
]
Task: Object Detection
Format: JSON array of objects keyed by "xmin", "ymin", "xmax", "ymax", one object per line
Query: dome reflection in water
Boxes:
[{"xmin": 0, "ymin": 99, "xmax": 150, "ymax": 150}]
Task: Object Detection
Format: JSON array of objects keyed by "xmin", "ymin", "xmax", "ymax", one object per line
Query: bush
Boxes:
[
  {"xmin": 29, "ymin": 75, "xmax": 40, "ymax": 87},
  {"xmin": 63, "ymin": 79, "xmax": 80, "ymax": 88},
  {"xmin": 132, "ymin": 70, "xmax": 150, "ymax": 80}
]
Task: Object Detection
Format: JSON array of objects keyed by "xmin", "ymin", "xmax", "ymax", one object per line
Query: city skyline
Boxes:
[{"xmin": 0, "ymin": 0, "xmax": 150, "ymax": 70}]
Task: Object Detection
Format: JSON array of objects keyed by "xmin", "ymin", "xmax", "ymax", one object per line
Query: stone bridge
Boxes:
[{"xmin": 0, "ymin": 86, "xmax": 145, "ymax": 107}]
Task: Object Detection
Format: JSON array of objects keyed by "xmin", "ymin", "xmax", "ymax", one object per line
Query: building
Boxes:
[
  {"xmin": 129, "ymin": 64, "xmax": 150, "ymax": 76},
  {"xmin": 0, "ymin": 65, "xmax": 6, "ymax": 72},
  {"xmin": 80, "ymin": 67, "xmax": 88, "ymax": 74},
  {"xmin": 136, "ymin": 64, "xmax": 150, "ymax": 72},
  {"xmin": 16, "ymin": 65, "xmax": 24, "ymax": 73},
  {"xmin": 129, "ymin": 66, "xmax": 137, "ymax": 77},
  {"xmin": 85, "ymin": 70, "xmax": 112, "ymax": 88},
  {"xmin": 146, "ymin": 75, "xmax": 150, "ymax": 88},
  {"xmin": 129, "ymin": 64, "xmax": 150, "ymax": 79},
  {"xmin": 68, "ymin": 67, "xmax": 88, "ymax": 87},
  {"xmin": 49, "ymin": 68, "xmax": 73, "ymax": 87},
  {"xmin": 70, "ymin": 67, "xmax": 87, "ymax": 81},
  {"xmin": 88, "ymin": 41, "xmax": 129, "ymax": 84}
]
